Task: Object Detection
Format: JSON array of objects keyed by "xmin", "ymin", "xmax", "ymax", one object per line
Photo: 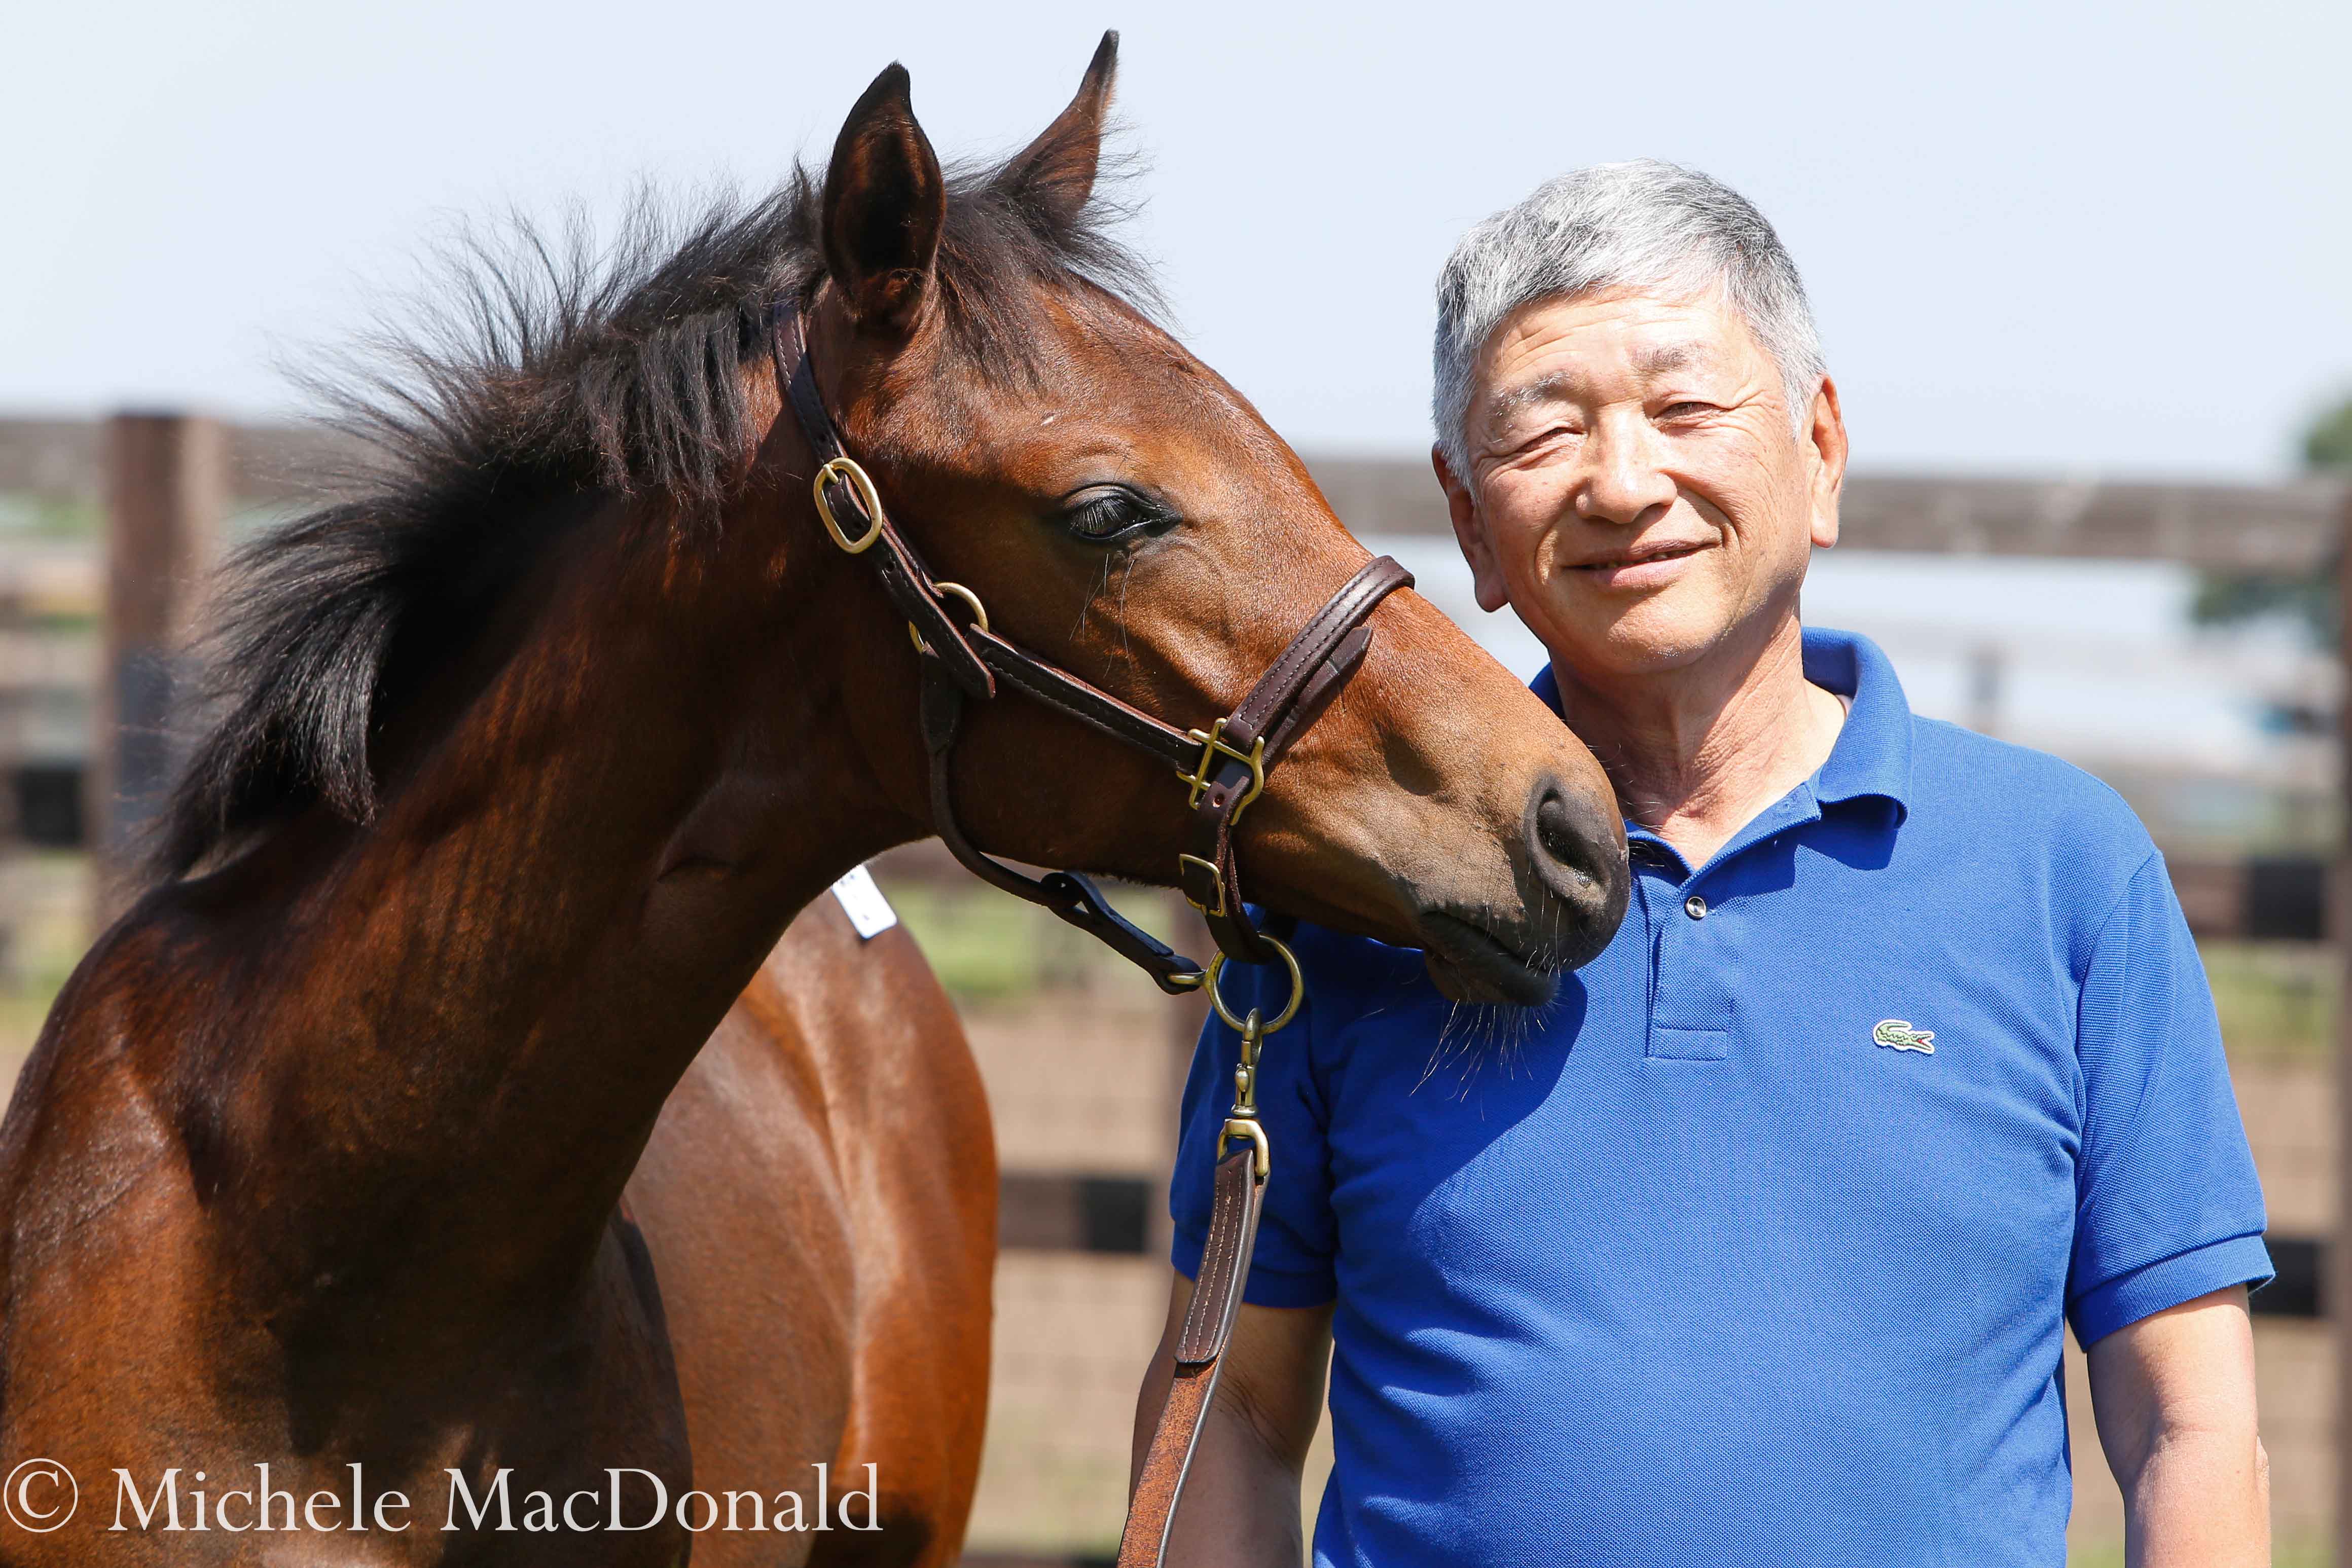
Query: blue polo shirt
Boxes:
[{"xmin": 1171, "ymin": 625, "xmax": 2269, "ymax": 1568}]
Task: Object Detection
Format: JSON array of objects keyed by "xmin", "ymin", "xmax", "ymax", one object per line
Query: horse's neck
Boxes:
[{"xmin": 233, "ymin": 495, "xmax": 909, "ymax": 1332}]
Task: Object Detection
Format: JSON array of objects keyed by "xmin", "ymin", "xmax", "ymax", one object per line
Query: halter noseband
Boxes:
[{"xmin": 770, "ymin": 299, "xmax": 1411, "ymax": 992}]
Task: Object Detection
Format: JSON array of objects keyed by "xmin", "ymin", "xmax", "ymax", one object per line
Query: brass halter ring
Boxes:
[
  {"xmin": 909, "ymin": 582, "xmax": 989, "ymax": 655},
  {"xmin": 813, "ymin": 457, "xmax": 885, "ymax": 554},
  {"xmin": 1203, "ymin": 935, "xmax": 1304, "ymax": 1037}
]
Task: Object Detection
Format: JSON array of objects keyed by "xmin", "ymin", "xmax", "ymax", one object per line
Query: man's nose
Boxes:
[{"xmin": 1574, "ymin": 414, "xmax": 1678, "ymax": 526}]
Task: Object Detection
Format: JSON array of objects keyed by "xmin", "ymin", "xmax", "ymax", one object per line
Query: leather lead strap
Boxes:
[{"xmin": 1116, "ymin": 1147, "xmax": 1264, "ymax": 1567}]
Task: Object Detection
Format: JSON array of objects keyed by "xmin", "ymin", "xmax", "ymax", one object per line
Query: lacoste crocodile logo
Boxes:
[{"xmin": 1872, "ymin": 1018, "xmax": 1936, "ymax": 1054}]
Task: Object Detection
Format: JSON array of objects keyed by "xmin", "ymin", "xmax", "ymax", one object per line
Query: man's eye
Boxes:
[
  {"xmin": 1658, "ymin": 402, "xmax": 1714, "ymax": 420},
  {"xmin": 1059, "ymin": 488, "xmax": 1171, "ymax": 543}
]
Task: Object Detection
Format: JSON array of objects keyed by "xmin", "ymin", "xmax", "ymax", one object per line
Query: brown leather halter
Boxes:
[{"xmin": 773, "ymin": 297, "xmax": 1405, "ymax": 1564}]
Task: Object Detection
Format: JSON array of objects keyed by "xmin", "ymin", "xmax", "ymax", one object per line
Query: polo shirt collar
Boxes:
[
  {"xmin": 1528, "ymin": 624, "xmax": 1912, "ymax": 826},
  {"xmin": 1801, "ymin": 625, "xmax": 1912, "ymax": 822}
]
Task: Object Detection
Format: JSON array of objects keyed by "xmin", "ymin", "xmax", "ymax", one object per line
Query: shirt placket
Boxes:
[{"xmin": 1633, "ymin": 791, "xmax": 1819, "ymax": 1063}]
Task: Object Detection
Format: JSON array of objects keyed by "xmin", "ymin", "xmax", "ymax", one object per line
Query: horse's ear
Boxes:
[
  {"xmin": 997, "ymin": 31, "xmax": 1118, "ymax": 230},
  {"xmin": 822, "ymin": 62, "xmax": 946, "ymax": 336}
]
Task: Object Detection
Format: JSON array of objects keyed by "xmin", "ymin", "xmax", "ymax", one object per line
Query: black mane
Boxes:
[{"xmin": 154, "ymin": 155, "xmax": 1155, "ymax": 882}]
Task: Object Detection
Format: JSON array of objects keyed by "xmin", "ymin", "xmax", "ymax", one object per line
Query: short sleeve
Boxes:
[
  {"xmin": 1169, "ymin": 946, "xmax": 1338, "ymax": 1308},
  {"xmin": 2067, "ymin": 852, "xmax": 2271, "ymax": 1346}
]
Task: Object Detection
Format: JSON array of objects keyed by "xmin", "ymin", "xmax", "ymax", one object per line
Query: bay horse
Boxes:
[{"xmin": 0, "ymin": 34, "xmax": 1626, "ymax": 1566}]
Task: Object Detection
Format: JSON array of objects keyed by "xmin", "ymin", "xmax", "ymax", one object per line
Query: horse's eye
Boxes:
[{"xmin": 1058, "ymin": 487, "xmax": 1171, "ymax": 544}]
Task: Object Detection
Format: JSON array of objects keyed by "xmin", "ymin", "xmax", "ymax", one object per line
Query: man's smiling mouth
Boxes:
[{"xmin": 1571, "ymin": 537, "xmax": 1713, "ymax": 573}]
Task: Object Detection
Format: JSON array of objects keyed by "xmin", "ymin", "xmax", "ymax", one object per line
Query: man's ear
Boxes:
[
  {"xmin": 821, "ymin": 62, "xmax": 945, "ymax": 337},
  {"xmin": 996, "ymin": 31, "xmax": 1117, "ymax": 230},
  {"xmin": 1805, "ymin": 375, "xmax": 1848, "ymax": 550},
  {"xmin": 1433, "ymin": 445, "xmax": 1511, "ymax": 613}
]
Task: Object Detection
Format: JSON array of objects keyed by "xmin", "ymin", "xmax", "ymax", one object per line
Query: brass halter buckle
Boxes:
[
  {"xmin": 1208, "ymin": 938, "xmax": 1301, "ymax": 1183},
  {"xmin": 1176, "ymin": 854, "xmax": 1228, "ymax": 918},
  {"xmin": 1177, "ymin": 719, "xmax": 1266, "ymax": 818},
  {"xmin": 812, "ymin": 456, "xmax": 885, "ymax": 554}
]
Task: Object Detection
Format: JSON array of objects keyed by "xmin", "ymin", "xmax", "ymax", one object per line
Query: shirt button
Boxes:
[{"xmin": 1684, "ymin": 894, "xmax": 1709, "ymax": 921}]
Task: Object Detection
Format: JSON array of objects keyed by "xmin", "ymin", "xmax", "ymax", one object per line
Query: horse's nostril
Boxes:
[
  {"xmin": 1535, "ymin": 792, "xmax": 1596, "ymax": 878},
  {"xmin": 1525, "ymin": 777, "xmax": 1630, "ymax": 967}
]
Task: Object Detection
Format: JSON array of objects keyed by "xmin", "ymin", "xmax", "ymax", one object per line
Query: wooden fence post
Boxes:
[{"xmin": 90, "ymin": 412, "xmax": 224, "ymax": 923}]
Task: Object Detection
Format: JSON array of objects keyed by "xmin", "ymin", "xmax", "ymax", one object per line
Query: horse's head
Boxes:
[{"xmin": 793, "ymin": 37, "xmax": 1626, "ymax": 1003}]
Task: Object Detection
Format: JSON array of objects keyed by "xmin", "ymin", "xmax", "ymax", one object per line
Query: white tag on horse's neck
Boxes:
[{"xmin": 830, "ymin": 864, "xmax": 898, "ymax": 939}]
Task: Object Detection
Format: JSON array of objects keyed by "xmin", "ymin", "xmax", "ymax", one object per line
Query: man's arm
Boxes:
[
  {"xmin": 2085, "ymin": 1284, "xmax": 2267, "ymax": 1568},
  {"xmin": 1130, "ymin": 1270, "xmax": 1333, "ymax": 1567}
]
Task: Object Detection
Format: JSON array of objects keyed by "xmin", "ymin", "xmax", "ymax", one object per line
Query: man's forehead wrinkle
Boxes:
[
  {"xmin": 1486, "ymin": 371, "xmax": 1583, "ymax": 425},
  {"xmin": 1632, "ymin": 340, "xmax": 1713, "ymax": 377}
]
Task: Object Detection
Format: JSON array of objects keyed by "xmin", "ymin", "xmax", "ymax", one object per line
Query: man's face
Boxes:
[{"xmin": 1436, "ymin": 286, "xmax": 1845, "ymax": 682}]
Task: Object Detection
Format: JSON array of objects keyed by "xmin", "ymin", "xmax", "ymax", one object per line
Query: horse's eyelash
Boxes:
[{"xmin": 1067, "ymin": 493, "xmax": 1167, "ymax": 538}]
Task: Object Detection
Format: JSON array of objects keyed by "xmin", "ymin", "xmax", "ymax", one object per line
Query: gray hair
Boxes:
[{"xmin": 1431, "ymin": 160, "xmax": 1825, "ymax": 476}]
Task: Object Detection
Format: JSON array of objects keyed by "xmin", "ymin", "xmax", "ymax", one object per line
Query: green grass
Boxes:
[
  {"xmin": 872, "ymin": 876, "xmax": 1177, "ymax": 1004},
  {"xmin": 875, "ymin": 883, "xmax": 1047, "ymax": 999},
  {"xmin": 21, "ymin": 609, "xmax": 95, "ymax": 633},
  {"xmin": 0, "ymin": 495, "xmax": 100, "ymax": 538},
  {"xmin": 2204, "ymin": 939, "xmax": 2337, "ymax": 1062}
]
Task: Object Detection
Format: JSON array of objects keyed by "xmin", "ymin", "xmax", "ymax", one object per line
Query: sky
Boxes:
[{"xmin": 5, "ymin": 0, "xmax": 2349, "ymax": 479}]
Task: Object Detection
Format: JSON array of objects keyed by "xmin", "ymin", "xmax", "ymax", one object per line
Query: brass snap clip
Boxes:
[{"xmin": 1209, "ymin": 936, "xmax": 1301, "ymax": 1184}]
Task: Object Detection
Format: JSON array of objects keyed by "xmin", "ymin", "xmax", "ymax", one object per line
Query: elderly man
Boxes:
[{"xmin": 1133, "ymin": 162, "xmax": 2271, "ymax": 1566}]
